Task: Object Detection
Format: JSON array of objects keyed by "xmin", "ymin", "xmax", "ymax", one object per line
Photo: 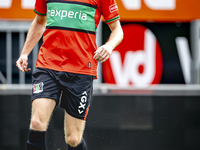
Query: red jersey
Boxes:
[{"xmin": 34, "ymin": 0, "xmax": 120, "ymax": 77}]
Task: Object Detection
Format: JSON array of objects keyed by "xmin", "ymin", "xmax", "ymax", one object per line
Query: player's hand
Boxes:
[
  {"xmin": 93, "ymin": 45, "xmax": 113, "ymax": 63},
  {"xmin": 16, "ymin": 54, "xmax": 31, "ymax": 72}
]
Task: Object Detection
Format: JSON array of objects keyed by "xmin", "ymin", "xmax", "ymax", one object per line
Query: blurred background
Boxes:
[{"xmin": 0, "ymin": 0, "xmax": 200, "ymax": 150}]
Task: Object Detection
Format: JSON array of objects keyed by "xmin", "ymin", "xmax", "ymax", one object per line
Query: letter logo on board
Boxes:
[
  {"xmin": 121, "ymin": 0, "xmax": 176, "ymax": 10},
  {"xmin": 0, "ymin": 0, "xmax": 36, "ymax": 19},
  {"xmin": 0, "ymin": 1, "xmax": 12, "ymax": 8},
  {"xmin": 21, "ymin": 0, "xmax": 35, "ymax": 9},
  {"xmin": 102, "ymin": 24, "xmax": 163, "ymax": 87},
  {"xmin": 0, "ymin": 0, "xmax": 35, "ymax": 9}
]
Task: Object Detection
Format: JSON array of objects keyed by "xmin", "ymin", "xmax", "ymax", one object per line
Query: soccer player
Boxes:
[{"xmin": 16, "ymin": 0, "xmax": 123, "ymax": 150}]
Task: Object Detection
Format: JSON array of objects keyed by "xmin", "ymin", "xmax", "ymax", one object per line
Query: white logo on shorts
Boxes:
[
  {"xmin": 78, "ymin": 91, "xmax": 87, "ymax": 114},
  {"xmin": 33, "ymin": 82, "xmax": 44, "ymax": 94}
]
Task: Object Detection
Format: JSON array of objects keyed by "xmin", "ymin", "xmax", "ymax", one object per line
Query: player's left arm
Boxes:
[{"xmin": 94, "ymin": 20, "xmax": 123, "ymax": 63}]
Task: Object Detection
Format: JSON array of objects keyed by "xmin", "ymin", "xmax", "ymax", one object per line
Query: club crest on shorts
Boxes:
[{"xmin": 33, "ymin": 82, "xmax": 44, "ymax": 94}]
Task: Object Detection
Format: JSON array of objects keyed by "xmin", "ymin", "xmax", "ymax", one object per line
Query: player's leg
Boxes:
[
  {"xmin": 27, "ymin": 68, "xmax": 61, "ymax": 150},
  {"xmin": 64, "ymin": 112, "xmax": 86, "ymax": 149},
  {"xmin": 27, "ymin": 98, "xmax": 56, "ymax": 150},
  {"xmin": 30, "ymin": 98, "xmax": 56, "ymax": 131},
  {"xmin": 59, "ymin": 72, "xmax": 93, "ymax": 150}
]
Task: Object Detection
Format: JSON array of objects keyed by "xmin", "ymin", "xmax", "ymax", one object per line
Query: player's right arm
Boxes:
[{"xmin": 16, "ymin": 15, "xmax": 47, "ymax": 72}]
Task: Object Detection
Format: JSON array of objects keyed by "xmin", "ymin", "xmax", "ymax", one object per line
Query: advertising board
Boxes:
[
  {"xmin": 0, "ymin": 0, "xmax": 200, "ymax": 21},
  {"xmin": 102, "ymin": 22, "xmax": 191, "ymax": 86},
  {"xmin": 117, "ymin": 0, "xmax": 200, "ymax": 22}
]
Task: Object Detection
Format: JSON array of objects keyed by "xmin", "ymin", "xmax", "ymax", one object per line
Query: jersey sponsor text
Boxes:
[{"xmin": 48, "ymin": 9, "xmax": 87, "ymax": 20}]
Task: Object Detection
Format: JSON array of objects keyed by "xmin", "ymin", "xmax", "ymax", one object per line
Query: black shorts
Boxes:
[{"xmin": 31, "ymin": 67, "xmax": 93, "ymax": 120}]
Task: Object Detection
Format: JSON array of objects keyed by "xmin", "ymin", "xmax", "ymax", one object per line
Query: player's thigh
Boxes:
[
  {"xmin": 30, "ymin": 98, "xmax": 56, "ymax": 131},
  {"xmin": 64, "ymin": 111, "xmax": 86, "ymax": 141},
  {"xmin": 60, "ymin": 73, "xmax": 93, "ymax": 120}
]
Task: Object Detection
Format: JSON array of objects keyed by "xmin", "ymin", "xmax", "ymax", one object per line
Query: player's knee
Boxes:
[
  {"xmin": 30, "ymin": 118, "xmax": 46, "ymax": 131},
  {"xmin": 65, "ymin": 134, "xmax": 81, "ymax": 147}
]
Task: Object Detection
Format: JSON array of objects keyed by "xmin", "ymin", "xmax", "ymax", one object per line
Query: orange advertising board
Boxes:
[
  {"xmin": 0, "ymin": 0, "xmax": 35, "ymax": 20},
  {"xmin": 0, "ymin": 0, "xmax": 200, "ymax": 21},
  {"xmin": 116, "ymin": 0, "xmax": 200, "ymax": 22}
]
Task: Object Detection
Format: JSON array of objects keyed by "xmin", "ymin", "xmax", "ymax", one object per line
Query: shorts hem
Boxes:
[
  {"xmin": 31, "ymin": 96, "xmax": 58, "ymax": 106},
  {"xmin": 60, "ymin": 106, "xmax": 85, "ymax": 120}
]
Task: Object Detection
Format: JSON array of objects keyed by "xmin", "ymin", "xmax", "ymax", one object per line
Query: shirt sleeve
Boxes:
[
  {"xmin": 99, "ymin": 0, "xmax": 120, "ymax": 24},
  {"xmin": 34, "ymin": 0, "xmax": 47, "ymax": 16}
]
